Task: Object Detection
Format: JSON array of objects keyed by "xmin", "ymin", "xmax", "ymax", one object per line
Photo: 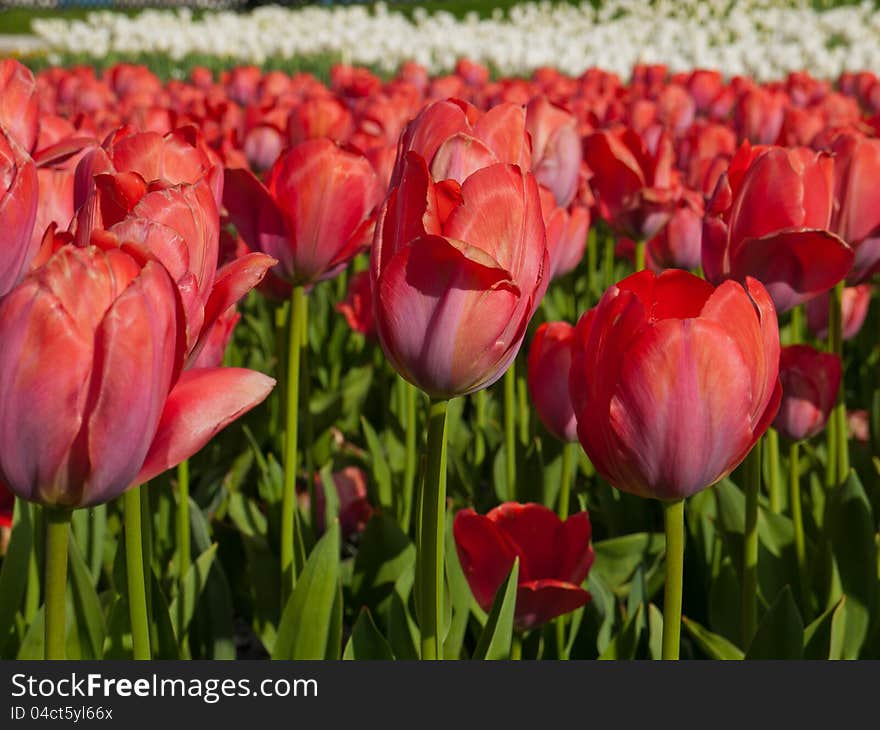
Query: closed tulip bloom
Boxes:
[
  {"xmin": 453, "ymin": 503, "xmax": 593, "ymax": 632},
  {"xmin": 0, "ymin": 60, "xmax": 39, "ymax": 154},
  {"xmin": 527, "ymin": 322, "xmax": 578, "ymax": 442},
  {"xmin": 526, "ymin": 95, "xmax": 581, "ymax": 208},
  {"xmin": 540, "ymin": 187, "xmax": 590, "ymax": 280},
  {"xmin": 570, "ymin": 269, "xmax": 781, "ymax": 501},
  {"xmin": 805, "ymin": 284, "xmax": 871, "ymax": 341},
  {"xmin": 647, "ymin": 190, "xmax": 703, "ymax": 271},
  {"xmin": 0, "ymin": 245, "xmax": 275, "ymax": 508},
  {"xmin": 0, "ymin": 126, "xmax": 38, "ymax": 297},
  {"xmin": 312, "ymin": 466, "xmax": 374, "ymax": 538},
  {"xmin": 702, "ymin": 143, "xmax": 853, "ymax": 314},
  {"xmin": 225, "ymin": 138, "xmax": 382, "ymax": 286},
  {"xmin": 826, "ymin": 132, "xmax": 880, "ymax": 285},
  {"xmin": 372, "ymin": 151, "xmax": 547, "ymax": 399},
  {"xmin": 773, "ymin": 345, "xmax": 841, "ymax": 442}
]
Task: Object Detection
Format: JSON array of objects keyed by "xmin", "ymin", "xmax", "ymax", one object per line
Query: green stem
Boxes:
[
  {"xmin": 281, "ymin": 285, "xmax": 305, "ymax": 606},
  {"xmin": 503, "ymin": 366, "xmax": 517, "ymax": 501},
  {"xmin": 766, "ymin": 428, "xmax": 782, "ymax": 513},
  {"xmin": 742, "ymin": 442, "xmax": 762, "ymax": 648},
  {"xmin": 474, "ymin": 389, "xmax": 487, "ymax": 465},
  {"xmin": 634, "ymin": 239, "xmax": 646, "ymax": 273},
  {"xmin": 510, "ymin": 633, "xmax": 523, "ymax": 660},
  {"xmin": 24, "ymin": 504, "xmax": 40, "ymax": 622},
  {"xmin": 790, "ymin": 305, "xmax": 803, "ymax": 345},
  {"xmin": 789, "ymin": 440, "xmax": 809, "ymax": 611},
  {"xmin": 402, "ymin": 379, "xmax": 418, "ymax": 534},
  {"xmin": 516, "ymin": 368, "xmax": 529, "ymax": 446},
  {"xmin": 417, "ymin": 398, "xmax": 449, "ymax": 660},
  {"xmin": 124, "ymin": 487, "xmax": 151, "ymax": 660},
  {"xmin": 586, "ymin": 227, "xmax": 597, "ymax": 304},
  {"xmin": 44, "ymin": 507, "xmax": 71, "ymax": 660},
  {"xmin": 558, "ymin": 442, "xmax": 575, "ymax": 521},
  {"xmin": 603, "ymin": 232, "xmax": 615, "ymax": 290},
  {"xmin": 177, "ymin": 459, "xmax": 191, "ymax": 654},
  {"xmin": 661, "ymin": 499, "xmax": 684, "ymax": 660},
  {"xmin": 828, "ymin": 282, "xmax": 848, "ymax": 488},
  {"xmin": 555, "ymin": 617, "xmax": 568, "ymax": 660}
]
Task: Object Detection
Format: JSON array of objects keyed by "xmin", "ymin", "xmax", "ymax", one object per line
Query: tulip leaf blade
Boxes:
[
  {"xmin": 681, "ymin": 616, "xmax": 744, "ymax": 660},
  {"xmin": 0, "ymin": 500, "xmax": 34, "ymax": 656},
  {"xmin": 829, "ymin": 469, "xmax": 876, "ymax": 659},
  {"xmin": 803, "ymin": 596, "xmax": 846, "ymax": 660},
  {"xmin": 472, "ymin": 558, "xmax": 519, "ymax": 661},
  {"xmin": 168, "ymin": 543, "xmax": 219, "ymax": 642},
  {"xmin": 592, "ymin": 532, "xmax": 665, "ymax": 593},
  {"xmin": 67, "ymin": 530, "xmax": 107, "ymax": 660},
  {"xmin": 745, "ymin": 585, "xmax": 803, "ymax": 660},
  {"xmin": 443, "ymin": 516, "xmax": 471, "ymax": 659},
  {"xmin": 648, "ymin": 603, "xmax": 664, "ymax": 660},
  {"xmin": 273, "ymin": 521, "xmax": 341, "ymax": 660},
  {"xmin": 598, "ymin": 603, "xmax": 643, "ymax": 660},
  {"xmin": 344, "ymin": 607, "xmax": 395, "ymax": 660},
  {"xmin": 360, "ymin": 416, "xmax": 394, "ymax": 513}
]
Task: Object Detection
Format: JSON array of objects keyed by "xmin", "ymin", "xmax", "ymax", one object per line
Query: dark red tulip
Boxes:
[
  {"xmin": 703, "ymin": 143, "xmax": 853, "ymax": 313},
  {"xmin": 0, "ymin": 245, "xmax": 275, "ymax": 508},
  {"xmin": 225, "ymin": 138, "xmax": 382, "ymax": 287},
  {"xmin": 0, "ymin": 126, "xmax": 38, "ymax": 297},
  {"xmin": 454, "ymin": 503, "xmax": 593, "ymax": 632},
  {"xmin": 570, "ymin": 269, "xmax": 781, "ymax": 501},
  {"xmin": 805, "ymin": 284, "xmax": 871, "ymax": 341},
  {"xmin": 335, "ymin": 270, "xmax": 375, "ymax": 339},
  {"xmin": 527, "ymin": 322, "xmax": 578, "ymax": 443},
  {"xmin": 312, "ymin": 466, "xmax": 374, "ymax": 538},
  {"xmin": 773, "ymin": 345, "xmax": 841, "ymax": 442},
  {"xmin": 583, "ymin": 126, "xmax": 679, "ymax": 241}
]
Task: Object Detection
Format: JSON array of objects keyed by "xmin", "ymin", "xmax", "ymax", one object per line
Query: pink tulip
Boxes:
[
  {"xmin": 0, "ymin": 126, "xmax": 38, "ymax": 297},
  {"xmin": 773, "ymin": 345, "xmax": 841, "ymax": 442},
  {"xmin": 0, "ymin": 245, "xmax": 275, "ymax": 508},
  {"xmin": 527, "ymin": 322, "xmax": 578, "ymax": 443}
]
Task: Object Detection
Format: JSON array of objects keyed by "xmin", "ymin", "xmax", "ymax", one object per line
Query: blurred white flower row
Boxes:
[{"xmin": 31, "ymin": 0, "xmax": 880, "ymax": 79}]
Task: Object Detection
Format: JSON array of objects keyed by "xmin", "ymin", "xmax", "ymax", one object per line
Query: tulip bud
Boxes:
[
  {"xmin": 527, "ymin": 322, "xmax": 578, "ymax": 442},
  {"xmin": 804, "ymin": 284, "xmax": 871, "ymax": 341},
  {"xmin": 773, "ymin": 345, "xmax": 841, "ymax": 442}
]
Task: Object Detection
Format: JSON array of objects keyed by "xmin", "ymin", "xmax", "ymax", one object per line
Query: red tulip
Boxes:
[
  {"xmin": 335, "ymin": 270, "xmax": 375, "ymax": 339},
  {"xmin": 527, "ymin": 322, "xmax": 578, "ymax": 443},
  {"xmin": 583, "ymin": 126, "xmax": 679, "ymax": 241},
  {"xmin": 288, "ymin": 95, "xmax": 354, "ymax": 146},
  {"xmin": 243, "ymin": 124, "xmax": 284, "ymax": 174},
  {"xmin": 391, "ymin": 98, "xmax": 531, "ymax": 189},
  {"xmin": 312, "ymin": 466, "xmax": 374, "ymax": 538},
  {"xmin": 825, "ymin": 132, "xmax": 880, "ymax": 284},
  {"xmin": 0, "ymin": 245, "xmax": 275, "ymax": 508},
  {"xmin": 526, "ymin": 95, "xmax": 581, "ymax": 208},
  {"xmin": 540, "ymin": 187, "xmax": 590, "ymax": 280},
  {"xmin": 225, "ymin": 138, "xmax": 382, "ymax": 287},
  {"xmin": 372, "ymin": 151, "xmax": 547, "ymax": 399},
  {"xmin": 702, "ymin": 143, "xmax": 853, "ymax": 314},
  {"xmin": 805, "ymin": 284, "xmax": 871, "ymax": 341},
  {"xmin": 0, "ymin": 126, "xmax": 38, "ymax": 297},
  {"xmin": 772, "ymin": 345, "xmax": 841, "ymax": 442},
  {"xmin": 646, "ymin": 190, "xmax": 703, "ymax": 271},
  {"xmin": 191, "ymin": 307, "xmax": 240, "ymax": 369},
  {"xmin": 0, "ymin": 59, "xmax": 39, "ymax": 154},
  {"xmin": 453, "ymin": 503, "xmax": 593, "ymax": 632},
  {"xmin": 570, "ymin": 269, "xmax": 781, "ymax": 500}
]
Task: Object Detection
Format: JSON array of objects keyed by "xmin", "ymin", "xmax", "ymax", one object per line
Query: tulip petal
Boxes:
[
  {"xmin": 453, "ymin": 509, "xmax": 517, "ymax": 613},
  {"xmin": 487, "ymin": 502, "xmax": 562, "ymax": 582},
  {"xmin": 729, "ymin": 228, "xmax": 853, "ymax": 313},
  {"xmin": 608, "ymin": 318, "xmax": 755, "ymax": 499},
  {"xmin": 515, "ymin": 580, "xmax": 590, "ymax": 632},
  {"xmin": 473, "ymin": 103, "xmax": 530, "ymax": 170},
  {"xmin": 136, "ymin": 367, "xmax": 276, "ymax": 485},
  {"xmin": 430, "ymin": 133, "xmax": 497, "ymax": 184},
  {"xmin": 557, "ymin": 512, "xmax": 595, "ymax": 585}
]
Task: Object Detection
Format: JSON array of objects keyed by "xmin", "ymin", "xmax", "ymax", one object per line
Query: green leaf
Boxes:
[
  {"xmin": 168, "ymin": 544, "xmax": 218, "ymax": 640},
  {"xmin": 67, "ymin": 533, "xmax": 106, "ymax": 659},
  {"xmin": 648, "ymin": 603, "xmax": 664, "ymax": 660},
  {"xmin": 472, "ymin": 558, "xmax": 519, "ymax": 660},
  {"xmin": 745, "ymin": 586, "xmax": 803, "ymax": 660},
  {"xmin": 361, "ymin": 417, "xmax": 393, "ymax": 512},
  {"xmin": 318, "ymin": 462, "xmax": 340, "ymax": 531},
  {"xmin": 598, "ymin": 603, "xmax": 644, "ymax": 660},
  {"xmin": 273, "ymin": 522, "xmax": 341, "ymax": 660},
  {"xmin": 0, "ymin": 500, "xmax": 34, "ymax": 653},
  {"xmin": 352, "ymin": 514, "xmax": 415, "ymax": 610},
  {"xmin": 682, "ymin": 616, "xmax": 744, "ymax": 660},
  {"xmin": 580, "ymin": 570, "xmax": 615, "ymax": 658},
  {"xmin": 343, "ymin": 607, "xmax": 395, "ymax": 660},
  {"xmin": 829, "ymin": 470, "xmax": 877, "ymax": 659},
  {"xmin": 803, "ymin": 597, "xmax": 847, "ymax": 660},
  {"xmin": 592, "ymin": 532, "xmax": 665, "ymax": 593},
  {"xmin": 149, "ymin": 570, "xmax": 179, "ymax": 660}
]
